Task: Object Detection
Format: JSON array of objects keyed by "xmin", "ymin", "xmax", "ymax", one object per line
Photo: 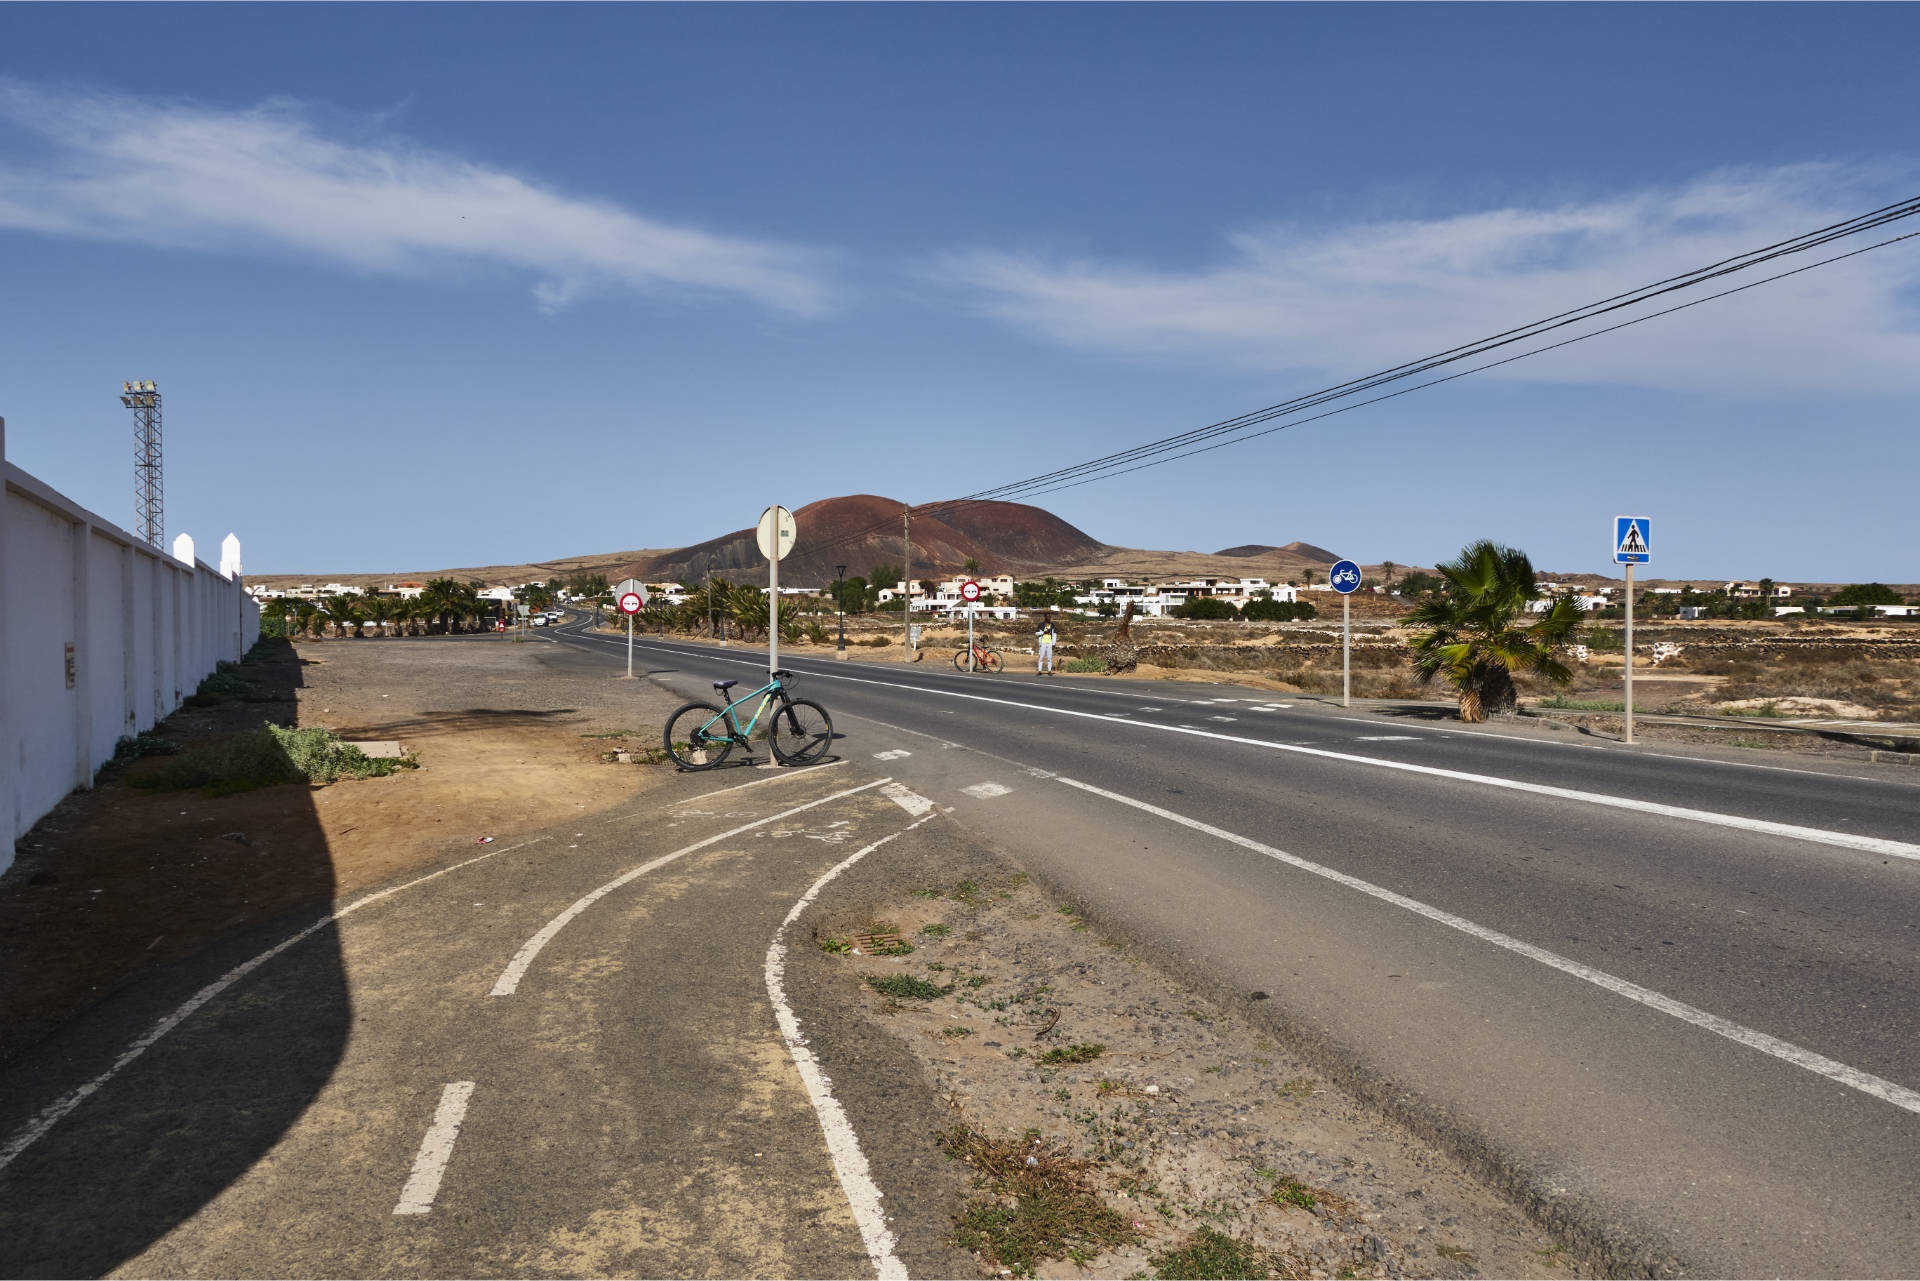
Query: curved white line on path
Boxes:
[
  {"xmin": 1059, "ymin": 776, "xmax": 1920, "ymax": 1118},
  {"xmin": 0, "ymin": 835, "xmax": 552, "ymax": 1174},
  {"xmin": 566, "ymin": 633, "xmax": 1920, "ymax": 862},
  {"xmin": 765, "ymin": 814, "xmax": 936, "ymax": 1281},
  {"xmin": 490, "ymin": 779, "xmax": 890, "ymax": 996}
]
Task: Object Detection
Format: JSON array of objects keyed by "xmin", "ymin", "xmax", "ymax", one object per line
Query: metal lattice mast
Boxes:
[{"xmin": 120, "ymin": 380, "xmax": 162, "ymax": 545}]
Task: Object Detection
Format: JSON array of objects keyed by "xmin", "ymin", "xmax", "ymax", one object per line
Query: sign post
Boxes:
[
  {"xmin": 757, "ymin": 505, "xmax": 797, "ymax": 681},
  {"xmin": 614, "ymin": 578, "xmax": 647, "ymax": 679},
  {"xmin": 1330, "ymin": 559, "xmax": 1363, "ymax": 707},
  {"xmin": 960, "ymin": 579, "xmax": 982, "ymax": 671},
  {"xmin": 1613, "ymin": 517, "xmax": 1651, "ymax": 744}
]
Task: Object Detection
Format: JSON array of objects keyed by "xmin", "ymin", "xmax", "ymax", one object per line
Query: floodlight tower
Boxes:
[{"xmin": 120, "ymin": 380, "xmax": 163, "ymax": 545}]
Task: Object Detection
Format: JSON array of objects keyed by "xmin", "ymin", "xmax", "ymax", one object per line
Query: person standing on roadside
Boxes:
[{"xmin": 1036, "ymin": 615, "xmax": 1058, "ymax": 674}]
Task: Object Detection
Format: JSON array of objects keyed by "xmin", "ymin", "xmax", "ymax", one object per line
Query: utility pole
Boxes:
[
  {"xmin": 836, "ymin": 564, "xmax": 848, "ymax": 656},
  {"xmin": 903, "ymin": 504, "xmax": 913, "ymax": 660}
]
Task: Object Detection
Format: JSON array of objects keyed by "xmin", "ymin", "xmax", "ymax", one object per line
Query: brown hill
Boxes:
[
  {"xmin": 627, "ymin": 495, "xmax": 1105, "ymax": 588},
  {"xmin": 1215, "ymin": 541, "xmax": 1341, "ymax": 563}
]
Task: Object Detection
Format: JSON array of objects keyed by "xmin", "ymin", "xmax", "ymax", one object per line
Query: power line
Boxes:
[{"xmin": 787, "ymin": 195, "xmax": 1920, "ymax": 565}]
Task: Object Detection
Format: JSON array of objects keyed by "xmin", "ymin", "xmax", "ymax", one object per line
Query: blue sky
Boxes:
[{"xmin": 3, "ymin": 3, "xmax": 1917, "ymax": 581}]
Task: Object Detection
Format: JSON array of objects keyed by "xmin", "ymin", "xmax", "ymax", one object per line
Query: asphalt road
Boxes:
[{"xmin": 545, "ymin": 618, "xmax": 1920, "ymax": 1277}]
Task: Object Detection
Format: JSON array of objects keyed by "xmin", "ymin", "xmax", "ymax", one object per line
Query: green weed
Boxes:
[
  {"xmin": 1149, "ymin": 1227, "xmax": 1274, "ymax": 1280},
  {"xmin": 134, "ymin": 724, "xmax": 415, "ymax": 796},
  {"xmin": 1037, "ymin": 1043, "xmax": 1106, "ymax": 1066},
  {"xmin": 865, "ymin": 974, "xmax": 952, "ymax": 1001}
]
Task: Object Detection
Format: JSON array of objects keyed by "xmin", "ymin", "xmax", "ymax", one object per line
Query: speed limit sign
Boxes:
[
  {"xmin": 617, "ymin": 591, "xmax": 644, "ymax": 615},
  {"xmin": 959, "ymin": 579, "xmax": 982, "ymax": 602}
]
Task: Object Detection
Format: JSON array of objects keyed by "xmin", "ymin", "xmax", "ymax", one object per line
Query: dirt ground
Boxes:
[
  {"xmin": 0, "ymin": 635, "xmax": 679, "ymax": 1064},
  {"xmin": 810, "ymin": 866, "xmax": 1579, "ymax": 1280}
]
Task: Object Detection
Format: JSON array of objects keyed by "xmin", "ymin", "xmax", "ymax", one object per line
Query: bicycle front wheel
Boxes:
[
  {"xmin": 953, "ymin": 649, "xmax": 974, "ymax": 672},
  {"xmin": 664, "ymin": 701, "xmax": 735, "ymax": 770},
  {"xmin": 981, "ymin": 650, "xmax": 1002, "ymax": 673},
  {"xmin": 770, "ymin": 698, "xmax": 834, "ymax": 765}
]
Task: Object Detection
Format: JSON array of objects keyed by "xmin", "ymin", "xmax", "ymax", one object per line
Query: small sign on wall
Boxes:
[{"xmin": 65, "ymin": 642, "xmax": 76, "ymax": 688}]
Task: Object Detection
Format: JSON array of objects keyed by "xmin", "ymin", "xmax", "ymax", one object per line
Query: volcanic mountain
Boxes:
[
  {"xmin": 1215, "ymin": 541, "xmax": 1341, "ymax": 563},
  {"xmin": 627, "ymin": 495, "xmax": 1106, "ymax": 588}
]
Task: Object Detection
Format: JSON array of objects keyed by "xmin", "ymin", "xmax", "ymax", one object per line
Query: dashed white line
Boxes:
[
  {"xmin": 872, "ymin": 749, "xmax": 912, "ymax": 761},
  {"xmin": 1056, "ymin": 776, "xmax": 1920, "ymax": 1119},
  {"xmin": 490, "ymin": 780, "xmax": 889, "ymax": 996},
  {"xmin": 961, "ymin": 781, "xmax": 1013, "ymax": 799},
  {"xmin": 0, "ymin": 835, "xmax": 551, "ymax": 1174},
  {"xmin": 765, "ymin": 815, "xmax": 935, "ymax": 1280},
  {"xmin": 393, "ymin": 1082, "xmax": 477, "ymax": 1215},
  {"xmin": 1357, "ymin": 735, "xmax": 1422, "ymax": 742},
  {"xmin": 881, "ymin": 783, "xmax": 934, "ymax": 817},
  {"xmin": 1209, "ymin": 715, "xmax": 1238, "ymax": 723}
]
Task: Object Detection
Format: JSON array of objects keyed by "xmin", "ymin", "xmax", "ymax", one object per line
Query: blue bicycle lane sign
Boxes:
[{"xmin": 1329, "ymin": 559, "xmax": 1363, "ymax": 594}]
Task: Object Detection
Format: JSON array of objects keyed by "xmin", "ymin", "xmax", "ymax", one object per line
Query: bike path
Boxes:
[{"xmin": 0, "ymin": 761, "xmax": 974, "ymax": 1279}]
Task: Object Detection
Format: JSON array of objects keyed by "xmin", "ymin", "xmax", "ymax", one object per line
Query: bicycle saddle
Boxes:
[{"xmin": 713, "ymin": 679, "xmax": 738, "ymax": 692}]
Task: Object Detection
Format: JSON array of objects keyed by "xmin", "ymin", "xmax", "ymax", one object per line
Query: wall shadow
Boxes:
[{"xmin": 0, "ymin": 639, "xmax": 349, "ymax": 1278}]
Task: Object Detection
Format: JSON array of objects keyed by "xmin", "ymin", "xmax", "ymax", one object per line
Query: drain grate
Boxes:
[{"xmin": 854, "ymin": 928, "xmax": 912, "ymax": 956}]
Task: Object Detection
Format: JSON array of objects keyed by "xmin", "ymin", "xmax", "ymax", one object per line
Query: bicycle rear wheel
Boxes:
[
  {"xmin": 664, "ymin": 701, "xmax": 735, "ymax": 770},
  {"xmin": 952, "ymin": 648, "xmax": 974, "ymax": 672},
  {"xmin": 770, "ymin": 698, "xmax": 833, "ymax": 765},
  {"xmin": 981, "ymin": 650, "xmax": 1002, "ymax": 673}
]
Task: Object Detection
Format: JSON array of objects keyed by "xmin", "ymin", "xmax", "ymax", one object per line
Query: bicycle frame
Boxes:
[{"xmin": 700, "ymin": 676, "xmax": 788, "ymax": 742}]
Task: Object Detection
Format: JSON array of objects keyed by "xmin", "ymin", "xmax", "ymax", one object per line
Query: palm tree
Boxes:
[
  {"xmin": 1303, "ymin": 568, "xmax": 1315, "ymax": 589},
  {"xmin": 321, "ymin": 594, "xmax": 363, "ymax": 639},
  {"xmin": 963, "ymin": 557, "xmax": 981, "ymax": 576},
  {"xmin": 361, "ymin": 593, "xmax": 399, "ymax": 637},
  {"xmin": 1382, "ymin": 560, "xmax": 1397, "ymax": 588},
  {"xmin": 1405, "ymin": 540, "xmax": 1582, "ymax": 722}
]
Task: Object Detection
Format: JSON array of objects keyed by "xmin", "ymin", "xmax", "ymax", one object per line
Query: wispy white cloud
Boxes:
[
  {"xmin": 937, "ymin": 167, "xmax": 1920, "ymax": 394},
  {"xmin": 0, "ymin": 80, "xmax": 832, "ymax": 315}
]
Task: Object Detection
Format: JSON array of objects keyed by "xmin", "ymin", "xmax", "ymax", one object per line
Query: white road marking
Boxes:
[
  {"xmin": 881, "ymin": 783, "xmax": 934, "ymax": 817},
  {"xmin": 1209, "ymin": 715, "xmax": 1238, "ymax": 723},
  {"xmin": 765, "ymin": 815, "xmax": 936, "ymax": 1280},
  {"xmin": 1057, "ymin": 777, "xmax": 1920, "ymax": 1119},
  {"xmin": 872, "ymin": 749, "xmax": 912, "ymax": 761},
  {"xmin": 1357, "ymin": 735, "xmax": 1422, "ymax": 742},
  {"xmin": 561, "ymin": 633, "xmax": 1920, "ymax": 848},
  {"xmin": 393, "ymin": 1081, "xmax": 477, "ymax": 1215},
  {"xmin": 616, "ymin": 760, "xmax": 849, "ymax": 824},
  {"xmin": 0, "ymin": 836, "xmax": 551, "ymax": 1174},
  {"xmin": 1139, "ymin": 706, "xmax": 1163, "ymax": 712},
  {"xmin": 490, "ymin": 780, "xmax": 889, "ymax": 996},
  {"xmin": 961, "ymin": 781, "xmax": 1013, "ymax": 799}
]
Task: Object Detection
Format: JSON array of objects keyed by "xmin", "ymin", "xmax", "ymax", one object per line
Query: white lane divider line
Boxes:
[
  {"xmin": 393, "ymin": 1081, "xmax": 477, "ymax": 1216},
  {"xmin": 565, "ymin": 630, "xmax": 1920, "ymax": 848},
  {"xmin": 1357, "ymin": 735, "xmax": 1421, "ymax": 742},
  {"xmin": 0, "ymin": 835, "xmax": 550, "ymax": 1175},
  {"xmin": 1058, "ymin": 776, "xmax": 1920, "ymax": 1119},
  {"xmin": 609, "ymin": 760, "xmax": 848, "ymax": 824},
  {"xmin": 766, "ymin": 815, "xmax": 936, "ymax": 1280},
  {"xmin": 1138, "ymin": 706, "xmax": 1163, "ymax": 712},
  {"xmin": 1208, "ymin": 715, "xmax": 1238, "ymax": 723},
  {"xmin": 961, "ymin": 781, "xmax": 1013, "ymax": 799},
  {"xmin": 490, "ymin": 780, "xmax": 889, "ymax": 996},
  {"xmin": 873, "ymin": 749, "xmax": 912, "ymax": 761},
  {"xmin": 881, "ymin": 783, "xmax": 934, "ymax": 817}
]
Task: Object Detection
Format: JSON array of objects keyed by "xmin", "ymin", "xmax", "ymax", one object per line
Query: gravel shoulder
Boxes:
[{"xmin": 789, "ymin": 825, "xmax": 1586, "ymax": 1280}]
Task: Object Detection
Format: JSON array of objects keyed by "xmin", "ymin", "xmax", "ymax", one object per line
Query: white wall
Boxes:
[{"xmin": 3, "ymin": 417, "xmax": 260, "ymax": 874}]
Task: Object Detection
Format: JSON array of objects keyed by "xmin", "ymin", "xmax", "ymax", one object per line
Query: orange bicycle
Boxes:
[{"xmin": 952, "ymin": 641, "xmax": 1002, "ymax": 673}]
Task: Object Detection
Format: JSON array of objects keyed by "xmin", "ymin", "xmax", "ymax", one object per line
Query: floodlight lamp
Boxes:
[
  {"xmin": 143, "ymin": 381, "xmax": 156, "ymax": 392},
  {"xmin": 121, "ymin": 396, "xmax": 133, "ymax": 407},
  {"xmin": 122, "ymin": 381, "xmax": 132, "ymax": 392}
]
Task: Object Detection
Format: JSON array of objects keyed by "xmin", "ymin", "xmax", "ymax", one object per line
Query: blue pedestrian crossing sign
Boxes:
[{"xmin": 1613, "ymin": 516, "xmax": 1651, "ymax": 564}]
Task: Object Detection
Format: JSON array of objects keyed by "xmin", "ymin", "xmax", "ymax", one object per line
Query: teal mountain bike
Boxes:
[{"xmin": 663, "ymin": 669, "xmax": 834, "ymax": 770}]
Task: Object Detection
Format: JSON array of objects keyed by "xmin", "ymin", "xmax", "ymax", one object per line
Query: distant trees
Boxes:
[
  {"xmin": 1241, "ymin": 598, "xmax": 1317, "ymax": 622},
  {"xmin": 1405, "ymin": 541, "xmax": 1581, "ymax": 722},
  {"xmin": 1395, "ymin": 570, "xmax": 1443, "ymax": 598},
  {"xmin": 1171, "ymin": 597, "xmax": 1238, "ymax": 620},
  {"xmin": 1828, "ymin": 582, "xmax": 1903, "ymax": 607}
]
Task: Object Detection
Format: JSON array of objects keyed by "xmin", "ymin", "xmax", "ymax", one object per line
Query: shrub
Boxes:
[
  {"xmin": 135, "ymin": 724, "xmax": 416, "ymax": 796},
  {"xmin": 112, "ymin": 731, "xmax": 179, "ymax": 761},
  {"xmin": 1171, "ymin": 597, "xmax": 1238, "ymax": 620},
  {"xmin": 1037, "ymin": 1042, "xmax": 1106, "ymax": 1065}
]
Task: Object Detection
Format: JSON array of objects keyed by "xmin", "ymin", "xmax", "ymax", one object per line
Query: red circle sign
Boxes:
[
  {"xmin": 618, "ymin": 592, "xmax": 644, "ymax": 615},
  {"xmin": 960, "ymin": 579, "xmax": 982, "ymax": 602}
]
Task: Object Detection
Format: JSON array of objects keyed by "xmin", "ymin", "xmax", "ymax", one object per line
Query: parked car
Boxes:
[{"xmin": 530, "ymin": 614, "xmax": 549, "ymax": 627}]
